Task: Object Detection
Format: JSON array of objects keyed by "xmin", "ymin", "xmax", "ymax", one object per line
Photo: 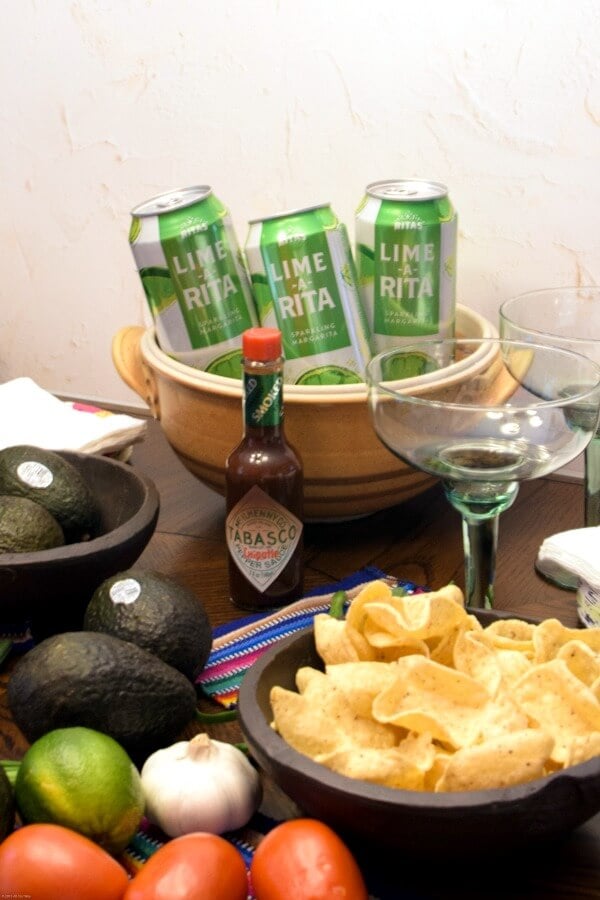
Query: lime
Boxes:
[
  {"xmin": 296, "ymin": 365, "xmax": 362, "ymax": 386},
  {"xmin": 206, "ymin": 348, "xmax": 243, "ymax": 379},
  {"xmin": 15, "ymin": 726, "xmax": 145, "ymax": 854},
  {"xmin": 0, "ymin": 495, "xmax": 64, "ymax": 553}
]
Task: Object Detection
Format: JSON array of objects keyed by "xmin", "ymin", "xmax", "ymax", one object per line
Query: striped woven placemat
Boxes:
[
  {"xmin": 119, "ymin": 567, "xmax": 426, "ymax": 899},
  {"xmin": 195, "ymin": 565, "xmax": 422, "ymax": 708}
]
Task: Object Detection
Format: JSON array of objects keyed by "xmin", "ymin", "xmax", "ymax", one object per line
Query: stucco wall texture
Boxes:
[{"xmin": 2, "ymin": 0, "xmax": 599, "ymax": 407}]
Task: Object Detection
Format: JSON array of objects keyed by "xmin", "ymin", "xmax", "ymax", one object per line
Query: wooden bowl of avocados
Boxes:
[{"xmin": 0, "ymin": 447, "xmax": 159, "ymax": 641}]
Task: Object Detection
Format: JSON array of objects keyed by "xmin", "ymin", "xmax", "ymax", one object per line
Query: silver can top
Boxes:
[
  {"xmin": 366, "ymin": 180, "xmax": 448, "ymax": 202},
  {"xmin": 248, "ymin": 202, "xmax": 331, "ymax": 225},
  {"xmin": 131, "ymin": 185, "xmax": 213, "ymax": 217}
]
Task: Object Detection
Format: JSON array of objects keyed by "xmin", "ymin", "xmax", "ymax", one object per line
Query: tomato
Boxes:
[
  {"xmin": 123, "ymin": 832, "xmax": 248, "ymax": 900},
  {"xmin": 0, "ymin": 823, "xmax": 129, "ymax": 900},
  {"xmin": 250, "ymin": 818, "xmax": 369, "ymax": 900}
]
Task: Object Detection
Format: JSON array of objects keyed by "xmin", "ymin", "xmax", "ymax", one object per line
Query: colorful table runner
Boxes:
[{"xmin": 122, "ymin": 567, "xmax": 425, "ymax": 899}]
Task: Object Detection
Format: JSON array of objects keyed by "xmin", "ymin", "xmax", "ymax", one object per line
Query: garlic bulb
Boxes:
[{"xmin": 140, "ymin": 733, "xmax": 262, "ymax": 837}]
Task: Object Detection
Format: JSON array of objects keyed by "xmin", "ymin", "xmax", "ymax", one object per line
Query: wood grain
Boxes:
[{"xmin": 1, "ymin": 419, "xmax": 598, "ymax": 898}]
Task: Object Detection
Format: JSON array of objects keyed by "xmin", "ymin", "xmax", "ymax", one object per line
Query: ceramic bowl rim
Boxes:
[{"xmin": 139, "ymin": 304, "xmax": 498, "ymax": 404}]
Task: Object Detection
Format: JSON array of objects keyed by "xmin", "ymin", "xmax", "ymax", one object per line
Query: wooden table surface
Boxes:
[{"xmin": 2, "ymin": 419, "xmax": 599, "ymax": 898}]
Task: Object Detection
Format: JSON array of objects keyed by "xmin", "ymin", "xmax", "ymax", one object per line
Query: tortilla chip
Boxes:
[
  {"xmin": 512, "ymin": 659, "xmax": 600, "ymax": 763},
  {"xmin": 372, "ymin": 655, "xmax": 490, "ymax": 749},
  {"xmin": 436, "ymin": 730, "xmax": 554, "ymax": 792},
  {"xmin": 556, "ymin": 640, "xmax": 600, "ymax": 687},
  {"xmin": 315, "ymin": 746, "xmax": 426, "ymax": 790},
  {"xmin": 534, "ymin": 619, "xmax": 600, "ymax": 664}
]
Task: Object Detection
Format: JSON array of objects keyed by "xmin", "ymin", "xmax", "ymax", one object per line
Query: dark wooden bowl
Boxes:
[
  {"xmin": 238, "ymin": 611, "xmax": 600, "ymax": 858},
  {"xmin": 0, "ymin": 451, "xmax": 159, "ymax": 641}
]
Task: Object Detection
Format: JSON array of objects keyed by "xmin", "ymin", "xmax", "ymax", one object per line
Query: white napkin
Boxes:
[
  {"xmin": 0, "ymin": 377, "xmax": 147, "ymax": 456},
  {"xmin": 536, "ymin": 527, "xmax": 600, "ymax": 590}
]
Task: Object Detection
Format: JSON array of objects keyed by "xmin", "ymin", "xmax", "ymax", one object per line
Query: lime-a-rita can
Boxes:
[
  {"xmin": 355, "ymin": 180, "xmax": 457, "ymax": 354},
  {"xmin": 129, "ymin": 185, "xmax": 258, "ymax": 377},
  {"xmin": 244, "ymin": 204, "xmax": 371, "ymax": 385}
]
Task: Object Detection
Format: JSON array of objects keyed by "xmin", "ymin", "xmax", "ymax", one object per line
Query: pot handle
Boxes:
[{"xmin": 111, "ymin": 326, "xmax": 161, "ymax": 419}]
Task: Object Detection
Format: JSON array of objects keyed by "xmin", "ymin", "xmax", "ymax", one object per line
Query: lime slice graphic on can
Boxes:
[
  {"xmin": 140, "ymin": 267, "xmax": 176, "ymax": 315},
  {"xmin": 340, "ymin": 263, "xmax": 354, "ymax": 286},
  {"xmin": 296, "ymin": 365, "xmax": 362, "ymax": 386},
  {"xmin": 356, "ymin": 242, "xmax": 375, "ymax": 285},
  {"xmin": 380, "ymin": 352, "xmax": 436, "ymax": 381},
  {"xmin": 128, "ymin": 216, "xmax": 141, "ymax": 244},
  {"xmin": 206, "ymin": 349, "xmax": 243, "ymax": 379}
]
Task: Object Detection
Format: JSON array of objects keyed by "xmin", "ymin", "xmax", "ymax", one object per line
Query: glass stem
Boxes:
[
  {"xmin": 462, "ymin": 515, "xmax": 498, "ymax": 609},
  {"xmin": 585, "ymin": 437, "xmax": 600, "ymax": 527}
]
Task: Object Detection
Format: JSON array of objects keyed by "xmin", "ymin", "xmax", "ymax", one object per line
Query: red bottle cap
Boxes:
[{"xmin": 243, "ymin": 327, "xmax": 282, "ymax": 362}]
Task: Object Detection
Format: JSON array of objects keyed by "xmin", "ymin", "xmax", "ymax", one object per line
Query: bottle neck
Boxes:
[{"xmin": 242, "ymin": 357, "xmax": 284, "ymax": 436}]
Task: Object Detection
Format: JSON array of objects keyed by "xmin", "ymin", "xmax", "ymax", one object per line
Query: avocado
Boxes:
[
  {"xmin": 83, "ymin": 569, "xmax": 212, "ymax": 681},
  {"xmin": 0, "ymin": 445, "xmax": 101, "ymax": 542},
  {"xmin": 0, "ymin": 495, "xmax": 65, "ymax": 553},
  {"xmin": 7, "ymin": 631, "xmax": 198, "ymax": 762},
  {"xmin": 0, "ymin": 765, "xmax": 15, "ymax": 841}
]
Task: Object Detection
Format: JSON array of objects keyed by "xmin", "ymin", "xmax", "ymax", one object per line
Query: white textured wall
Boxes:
[{"xmin": 2, "ymin": 0, "xmax": 600, "ymax": 407}]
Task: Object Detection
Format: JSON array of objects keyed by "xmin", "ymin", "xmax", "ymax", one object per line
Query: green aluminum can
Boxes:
[
  {"xmin": 129, "ymin": 185, "xmax": 258, "ymax": 377},
  {"xmin": 244, "ymin": 204, "xmax": 371, "ymax": 385},
  {"xmin": 355, "ymin": 180, "xmax": 457, "ymax": 354}
]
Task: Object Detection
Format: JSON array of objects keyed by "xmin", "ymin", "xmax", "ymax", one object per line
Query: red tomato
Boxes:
[
  {"xmin": 123, "ymin": 832, "xmax": 248, "ymax": 900},
  {"xmin": 0, "ymin": 823, "xmax": 129, "ymax": 900},
  {"xmin": 250, "ymin": 818, "xmax": 369, "ymax": 900}
]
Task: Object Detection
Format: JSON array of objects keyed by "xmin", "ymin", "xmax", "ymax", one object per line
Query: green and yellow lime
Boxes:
[{"xmin": 15, "ymin": 726, "xmax": 145, "ymax": 854}]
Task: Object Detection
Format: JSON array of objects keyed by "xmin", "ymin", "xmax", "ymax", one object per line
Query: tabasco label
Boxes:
[{"xmin": 226, "ymin": 484, "xmax": 303, "ymax": 591}]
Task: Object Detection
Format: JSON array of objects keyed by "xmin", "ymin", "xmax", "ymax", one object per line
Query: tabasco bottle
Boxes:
[{"xmin": 225, "ymin": 327, "xmax": 304, "ymax": 610}]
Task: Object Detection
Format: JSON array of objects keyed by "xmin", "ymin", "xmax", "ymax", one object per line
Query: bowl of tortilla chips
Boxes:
[{"xmin": 238, "ymin": 581, "xmax": 600, "ymax": 857}]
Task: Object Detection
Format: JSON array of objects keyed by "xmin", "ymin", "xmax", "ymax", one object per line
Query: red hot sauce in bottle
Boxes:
[{"xmin": 225, "ymin": 327, "xmax": 304, "ymax": 610}]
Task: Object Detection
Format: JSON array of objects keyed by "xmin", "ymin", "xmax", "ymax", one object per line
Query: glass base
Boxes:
[{"xmin": 534, "ymin": 559, "xmax": 578, "ymax": 592}]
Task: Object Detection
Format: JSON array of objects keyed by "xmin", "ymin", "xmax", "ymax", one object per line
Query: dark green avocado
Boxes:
[
  {"xmin": 0, "ymin": 495, "xmax": 65, "ymax": 553},
  {"xmin": 83, "ymin": 569, "xmax": 212, "ymax": 681},
  {"xmin": 7, "ymin": 631, "xmax": 198, "ymax": 762},
  {"xmin": 0, "ymin": 445, "xmax": 101, "ymax": 542}
]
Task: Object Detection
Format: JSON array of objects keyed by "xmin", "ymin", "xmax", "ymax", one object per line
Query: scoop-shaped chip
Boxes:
[
  {"xmin": 453, "ymin": 628, "xmax": 504, "ymax": 697},
  {"xmin": 533, "ymin": 618, "xmax": 600, "ymax": 664},
  {"xmin": 430, "ymin": 615, "xmax": 482, "ymax": 668},
  {"xmin": 315, "ymin": 746, "xmax": 426, "ymax": 790},
  {"xmin": 436, "ymin": 730, "xmax": 554, "ymax": 792},
  {"xmin": 313, "ymin": 613, "xmax": 372, "ymax": 665},
  {"xmin": 556, "ymin": 640, "xmax": 600, "ymax": 687},
  {"xmin": 481, "ymin": 618, "xmax": 535, "ymax": 658},
  {"xmin": 563, "ymin": 731, "xmax": 600, "ymax": 767},
  {"xmin": 271, "ymin": 668, "xmax": 399, "ymax": 758},
  {"xmin": 512, "ymin": 658, "xmax": 600, "ymax": 763},
  {"xmin": 494, "ymin": 648, "xmax": 533, "ymax": 689},
  {"xmin": 270, "ymin": 685, "xmax": 346, "ymax": 757},
  {"xmin": 349, "ymin": 584, "xmax": 467, "ymax": 647},
  {"xmin": 324, "ymin": 661, "xmax": 402, "ymax": 717},
  {"xmin": 372, "ymin": 655, "xmax": 490, "ymax": 749}
]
